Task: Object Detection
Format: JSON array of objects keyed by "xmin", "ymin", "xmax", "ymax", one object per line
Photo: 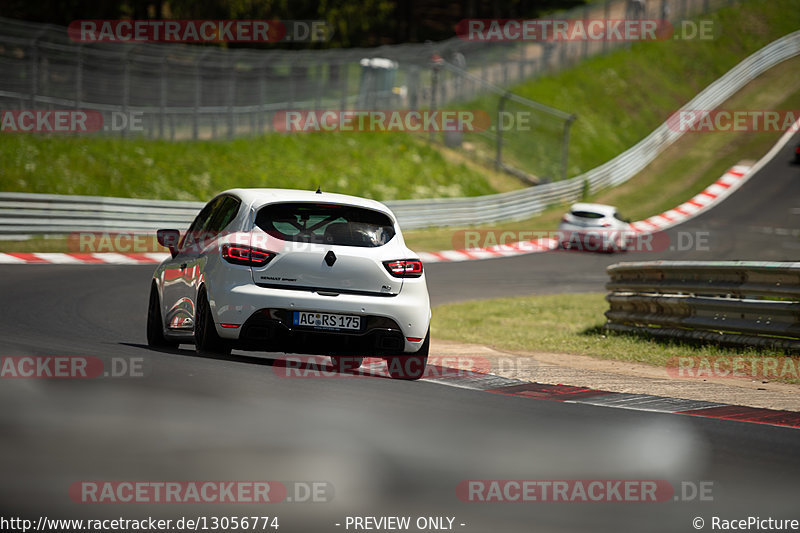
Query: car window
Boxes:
[
  {"xmin": 180, "ymin": 196, "xmax": 223, "ymax": 251},
  {"xmin": 255, "ymin": 202, "xmax": 395, "ymax": 247},
  {"xmin": 570, "ymin": 210, "xmax": 604, "ymax": 219},
  {"xmin": 206, "ymin": 195, "xmax": 241, "ymax": 237}
]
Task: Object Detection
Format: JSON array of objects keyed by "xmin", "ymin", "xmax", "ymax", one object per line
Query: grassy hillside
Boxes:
[
  {"xmin": 0, "ymin": 132, "xmax": 504, "ymax": 201},
  {"xmin": 456, "ymin": 0, "xmax": 800, "ymax": 178},
  {"xmin": 1, "ymin": 0, "xmax": 798, "ymax": 209},
  {"xmin": 405, "ymin": 56, "xmax": 800, "ymax": 251}
]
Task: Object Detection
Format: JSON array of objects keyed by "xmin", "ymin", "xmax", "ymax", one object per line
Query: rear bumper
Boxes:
[
  {"xmin": 236, "ymin": 309, "xmax": 408, "ymax": 355},
  {"xmin": 209, "ymin": 280, "xmax": 430, "ymax": 353}
]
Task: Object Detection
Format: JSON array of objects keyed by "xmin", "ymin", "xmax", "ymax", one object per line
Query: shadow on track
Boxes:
[{"xmin": 119, "ymin": 342, "xmax": 396, "ymax": 380}]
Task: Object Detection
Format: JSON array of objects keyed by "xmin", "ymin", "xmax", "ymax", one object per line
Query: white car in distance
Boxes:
[
  {"xmin": 147, "ymin": 188, "xmax": 431, "ymax": 379},
  {"xmin": 557, "ymin": 203, "xmax": 632, "ymax": 252}
]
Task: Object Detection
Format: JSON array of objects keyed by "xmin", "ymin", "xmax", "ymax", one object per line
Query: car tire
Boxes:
[
  {"xmin": 385, "ymin": 329, "xmax": 429, "ymax": 380},
  {"xmin": 147, "ymin": 283, "xmax": 178, "ymax": 348},
  {"xmin": 330, "ymin": 356, "xmax": 364, "ymax": 373},
  {"xmin": 195, "ymin": 288, "xmax": 232, "ymax": 357}
]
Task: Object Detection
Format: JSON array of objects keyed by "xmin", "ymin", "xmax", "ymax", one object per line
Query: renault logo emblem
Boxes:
[{"xmin": 324, "ymin": 250, "xmax": 336, "ymax": 266}]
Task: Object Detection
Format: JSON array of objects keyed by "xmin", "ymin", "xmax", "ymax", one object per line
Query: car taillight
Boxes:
[
  {"xmin": 600, "ymin": 223, "xmax": 611, "ymax": 227},
  {"xmin": 221, "ymin": 244, "xmax": 276, "ymax": 267},
  {"xmin": 383, "ymin": 259, "xmax": 423, "ymax": 278}
]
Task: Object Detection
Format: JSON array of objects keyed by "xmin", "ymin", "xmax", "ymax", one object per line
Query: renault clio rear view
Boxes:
[{"xmin": 147, "ymin": 188, "xmax": 431, "ymax": 379}]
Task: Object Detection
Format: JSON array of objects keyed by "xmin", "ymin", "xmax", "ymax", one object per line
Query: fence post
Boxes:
[
  {"xmin": 582, "ymin": 4, "xmax": 590, "ymax": 60},
  {"xmin": 122, "ymin": 47, "xmax": 131, "ymax": 139},
  {"xmin": 430, "ymin": 63, "xmax": 440, "ymax": 143},
  {"xmin": 259, "ymin": 59, "xmax": 267, "ymax": 134},
  {"xmin": 28, "ymin": 33, "xmax": 43, "ymax": 108},
  {"xmin": 158, "ymin": 55, "xmax": 166, "ymax": 139},
  {"xmin": 228, "ymin": 55, "xmax": 236, "ymax": 139},
  {"xmin": 288, "ymin": 63, "xmax": 295, "ymax": 109},
  {"xmin": 407, "ymin": 65, "xmax": 419, "ymax": 111},
  {"xmin": 75, "ymin": 44, "xmax": 83, "ymax": 110},
  {"xmin": 193, "ymin": 52, "xmax": 204, "ymax": 140},
  {"xmin": 561, "ymin": 114, "xmax": 577, "ymax": 181},
  {"xmin": 314, "ymin": 62, "xmax": 323, "ymax": 110},
  {"xmin": 339, "ymin": 62, "xmax": 349, "ymax": 111},
  {"xmin": 496, "ymin": 93, "xmax": 508, "ymax": 170}
]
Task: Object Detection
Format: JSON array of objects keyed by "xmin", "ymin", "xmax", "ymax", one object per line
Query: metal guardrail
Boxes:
[
  {"xmin": 605, "ymin": 261, "xmax": 800, "ymax": 351},
  {"xmin": 386, "ymin": 29, "xmax": 800, "ymax": 229},
  {"xmin": 2, "ymin": 30, "xmax": 800, "ymax": 235},
  {"xmin": 0, "ymin": 192, "xmax": 203, "ymax": 235},
  {"xmin": 0, "ymin": 0, "xmax": 730, "ymax": 182}
]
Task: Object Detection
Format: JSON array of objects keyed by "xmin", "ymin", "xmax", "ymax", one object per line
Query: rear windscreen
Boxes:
[
  {"xmin": 255, "ymin": 202, "xmax": 396, "ymax": 247},
  {"xmin": 571, "ymin": 210, "xmax": 605, "ymax": 219}
]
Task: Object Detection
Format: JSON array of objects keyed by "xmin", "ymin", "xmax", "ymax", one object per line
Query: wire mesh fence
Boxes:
[{"xmin": 0, "ymin": 0, "xmax": 736, "ymax": 182}]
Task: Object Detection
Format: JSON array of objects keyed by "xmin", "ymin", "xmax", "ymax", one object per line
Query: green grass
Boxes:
[
  {"xmin": 404, "ymin": 55, "xmax": 800, "ymax": 252},
  {"xmin": 3, "ymin": 54, "xmax": 798, "ymax": 257},
  {"xmin": 450, "ymin": 0, "xmax": 800, "ymax": 179},
  {"xmin": 2, "ymin": 0, "xmax": 799, "ymax": 257},
  {"xmin": 0, "ymin": 132, "xmax": 500, "ymax": 202},
  {"xmin": 432, "ymin": 293, "xmax": 800, "ymax": 384}
]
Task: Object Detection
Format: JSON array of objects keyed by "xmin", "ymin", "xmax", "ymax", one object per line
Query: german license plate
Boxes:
[{"xmin": 293, "ymin": 311, "xmax": 362, "ymax": 331}]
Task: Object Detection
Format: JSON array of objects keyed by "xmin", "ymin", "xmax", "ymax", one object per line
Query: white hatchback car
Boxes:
[
  {"xmin": 557, "ymin": 203, "xmax": 632, "ymax": 252},
  {"xmin": 147, "ymin": 188, "xmax": 431, "ymax": 379}
]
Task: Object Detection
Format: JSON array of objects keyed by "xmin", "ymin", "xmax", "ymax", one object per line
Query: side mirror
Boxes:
[{"xmin": 157, "ymin": 229, "xmax": 181, "ymax": 258}]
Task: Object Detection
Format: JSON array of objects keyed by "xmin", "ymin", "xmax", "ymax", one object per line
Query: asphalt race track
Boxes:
[
  {"xmin": 1, "ymin": 134, "xmax": 799, "ymax": 532},
  {"xmin": 428, "ymin": 132, "xmax": 800, "ymax": 305}
]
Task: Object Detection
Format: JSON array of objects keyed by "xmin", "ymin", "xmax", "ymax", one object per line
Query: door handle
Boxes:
[{"xmin": 180, "ymin": 263, "xmax": 187, "ymax": 270}]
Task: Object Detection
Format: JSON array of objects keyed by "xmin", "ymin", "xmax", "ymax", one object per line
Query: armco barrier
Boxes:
[
  {"xmin": 384, "ymin": 29, "xmax": 800, "ymax": 229},
  {"xmin": 605, "ymin": 261, "xmax": 800, "ymax": 351},
  {"xmin": 2, "ymin": 30, "xmax": 800, "ymax": 236},
  {"xmin": 0, "ymin": 193, "xmax": 204, "ymax": 236}
]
